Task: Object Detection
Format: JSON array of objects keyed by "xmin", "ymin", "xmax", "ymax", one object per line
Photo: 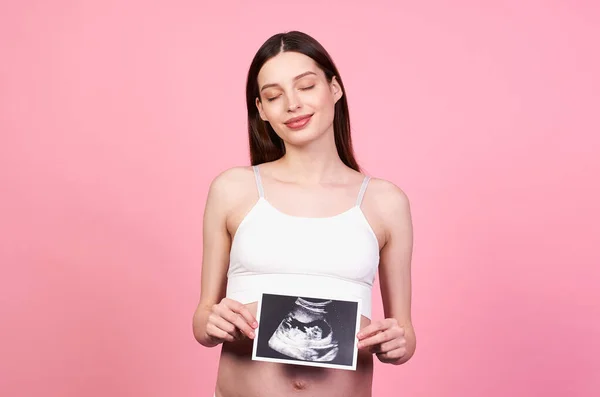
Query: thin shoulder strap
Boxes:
[
  {"xmin": 356, "ymin": 175, "xmax": 371, "ymax": 207},
  {"xmin": 252, "ymin": 165, "xmax": 265, "ymax": 198}
]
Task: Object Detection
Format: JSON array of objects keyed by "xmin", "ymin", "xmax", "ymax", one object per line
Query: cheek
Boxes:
[
  {"xmin": 313, "ymin": 92, "xmax": 336, "ymax": 121},
  {"xmin": 262, "ymin": 102, "xmax": 282, "ymax": 119},
  {"xmin": 314, "ymin": 89, "xmax": 336, "ymax": 110}
]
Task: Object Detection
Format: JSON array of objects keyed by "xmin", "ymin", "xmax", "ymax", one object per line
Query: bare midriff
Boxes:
[{"xmin": 214, "ymin": 302, "xmax": 374, "ymax": 397}]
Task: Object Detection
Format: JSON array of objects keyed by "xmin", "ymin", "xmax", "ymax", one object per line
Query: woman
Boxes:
[{"xmin": 192, "ymin": 31, "xmax": 415, "ymax": 397}]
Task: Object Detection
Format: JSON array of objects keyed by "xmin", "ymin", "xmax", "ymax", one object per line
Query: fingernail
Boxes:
[
  {"xmin": 253, "ymin": 322, "xmax": 258, "ymax": 328},
  {"xmin": 249, "ymin": 332, "xmax": 255, "ymax": 339}
]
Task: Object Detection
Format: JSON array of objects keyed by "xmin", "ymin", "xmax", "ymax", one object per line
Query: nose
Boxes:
[{"xmin": 286, "ymin": 91, "xmax": 301, "ymax": 112}]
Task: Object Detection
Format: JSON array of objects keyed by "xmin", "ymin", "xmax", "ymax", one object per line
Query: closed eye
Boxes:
[{"xmin": 266, "ymin": 85, "xmax": 314, "ymax": 102}]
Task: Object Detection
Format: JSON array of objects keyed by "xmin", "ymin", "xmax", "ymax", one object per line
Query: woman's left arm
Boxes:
[{"xmin": 357, "ymin": 184, "xmax": 415, "ymax": 365}]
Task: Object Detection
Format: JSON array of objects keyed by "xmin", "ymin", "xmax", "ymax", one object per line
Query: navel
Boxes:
[{"xmin": 292, "ymin": 379, "xmax": 308, "ymax": 390}]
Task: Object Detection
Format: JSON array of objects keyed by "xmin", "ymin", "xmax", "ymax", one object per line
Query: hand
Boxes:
[
  {"xmin": 356, "ymin": 318, "xmax": 407, "ymax": 364},
  {"xmin": 205, "ymin": 298, "xmax": 258, "ymax": 344}
]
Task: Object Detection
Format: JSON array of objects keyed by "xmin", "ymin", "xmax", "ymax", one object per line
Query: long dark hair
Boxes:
[{"xmin": 245, "ymin": 31, "xmax": 360, "ymax": 171}]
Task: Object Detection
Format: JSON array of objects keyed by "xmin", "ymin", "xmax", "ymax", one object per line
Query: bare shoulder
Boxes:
[
  {"xmin": 363, "ymin": 177, "xmax": 412, "ymax": 245},
  {"xmin": 366, "ymin": 177, "xmax": 411, "ymax": 217},
  {"xmin": 206, "ymin": 166, "xmax": 256, "ymax": 208},
  {"xmin": 209, "ymin": 166, "xmax": 254, "ymax": 192}
]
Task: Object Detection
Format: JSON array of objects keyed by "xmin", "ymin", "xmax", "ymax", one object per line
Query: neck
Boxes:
[{"xmin": 279, "ymin": 129, "xmax": 347, "ymax": 184}]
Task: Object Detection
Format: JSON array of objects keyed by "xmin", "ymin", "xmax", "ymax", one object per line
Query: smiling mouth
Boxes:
[
  {"xmin": 285, "ymin": 114, "xmax": 312, "ymax": 123},
  {"xmin": 285, "ymin": 114, "xmax": 313, "ymax": 129}
]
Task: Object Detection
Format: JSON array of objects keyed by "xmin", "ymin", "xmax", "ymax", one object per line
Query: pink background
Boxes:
[{"xmin": 1, "ymin": 1, "xmax": 599, "ymax": 396}]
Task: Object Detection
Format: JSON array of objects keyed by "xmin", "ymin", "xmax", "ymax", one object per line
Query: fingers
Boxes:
[
  {"xmin": 355, "ymin": 318, "xmax": 408, "ymax": 364},
  {"xmin": 356, "ymin": 321, "xmax": 386, "ymax": 340},
  {"xmin": 368, "ymin": 337, "xmax": 406, "ymax": 354},
  {"xmin": 357, "ymin": 320, "xmax": 404, "ymax": 349},
  {"xmin": 357, "ymin": 330, "xmax": 394, "ymax": 349},
  {"xmin": 223, "ymin": 298, "xmax": 258, "ymax": 330},
  {"xmin": 219, "ymin": 299, "xmax": 257, "ymax": 338},
  {"xmin": 220, "ymin": 310, "xmax": 255, "ymax": 339},
  {"xmin": 206, "ymin": 299, "xmax": 258, "ymax": 345},
  {"xmin": 206, "ymin": 322, "xmax": 236, "ymax": 343},
  {"xmin": 357, "ymin": 318, "xmax": 401, "ymax": 340},
  {"xmin": 376, "ymin": 347, "xmax": 407, "ymax": 363},
  {"xmin": 209, "ymin": 312, "xmax": 236, "ymax": 335}
]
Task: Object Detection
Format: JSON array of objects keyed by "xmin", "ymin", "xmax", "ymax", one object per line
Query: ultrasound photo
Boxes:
[{"xmin": 251, "ymin": 293, "xmax": 361, "ymax": 370}]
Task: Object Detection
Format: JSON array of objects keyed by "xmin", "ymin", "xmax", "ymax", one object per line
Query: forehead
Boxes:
[{"xmin": 257, "ymin": 51, "xmax": 323, "ymax": 86}]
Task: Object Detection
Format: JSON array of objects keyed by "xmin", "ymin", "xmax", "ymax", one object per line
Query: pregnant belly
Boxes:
[{"xmin": 214, "ymin": 302, "xmax": 374, "ymax": 397}]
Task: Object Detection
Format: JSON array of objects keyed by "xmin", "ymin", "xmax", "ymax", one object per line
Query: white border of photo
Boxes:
[{"xmin": 251, "ymin": 292, "xmax": 362, "ymax": 371}]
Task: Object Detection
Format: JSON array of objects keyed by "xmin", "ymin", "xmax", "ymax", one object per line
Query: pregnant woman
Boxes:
[{"xmin": 192, "ymin": 30, "xmax": 416, "ymax": 397}]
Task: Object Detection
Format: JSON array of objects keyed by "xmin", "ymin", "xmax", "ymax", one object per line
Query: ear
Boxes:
[
  {"xmin": 255, "ymin": 97, "xmax": 268, "ymax": 121},
  {"xmin": 331, "ymin": 76, "xmax": 343, "ymax": 103}
]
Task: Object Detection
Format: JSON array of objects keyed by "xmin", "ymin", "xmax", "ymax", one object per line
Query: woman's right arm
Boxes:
[{"xmin": 192, "ymin": 170, "xmax": 257, "ymax": 347}]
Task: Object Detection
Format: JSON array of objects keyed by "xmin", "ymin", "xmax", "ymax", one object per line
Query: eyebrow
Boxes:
[{"xmin": 259, "ymin": 71, "xmax": 317, "ymax": 92}]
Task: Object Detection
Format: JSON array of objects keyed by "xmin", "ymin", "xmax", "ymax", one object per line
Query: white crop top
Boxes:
[{"xmin": 226, "ymin": 166, "xmax": 380, "ymax": 318}]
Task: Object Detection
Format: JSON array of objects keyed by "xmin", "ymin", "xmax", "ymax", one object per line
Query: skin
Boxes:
[{"xmin": 192, "ymin": 51, "xmax": 415, "ymax": 397}]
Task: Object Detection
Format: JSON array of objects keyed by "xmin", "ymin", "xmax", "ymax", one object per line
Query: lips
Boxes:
[{"xmin": 284, "ymin": 114, "xmax": 313, "ymax": 129}]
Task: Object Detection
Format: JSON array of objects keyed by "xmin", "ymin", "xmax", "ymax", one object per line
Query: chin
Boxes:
[
  {"xmin": 281, "ymin": 121, "xmax": 333, "ymax": 147},
  {"xmin": 285, "ymin": 130, "xmax": 328, "ymax": 147}
]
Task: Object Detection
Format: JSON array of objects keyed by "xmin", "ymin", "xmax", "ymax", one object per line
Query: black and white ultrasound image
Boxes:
[{"xmin": 254, "ymin": 293, "xmax": 359, "ymax": 367}]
